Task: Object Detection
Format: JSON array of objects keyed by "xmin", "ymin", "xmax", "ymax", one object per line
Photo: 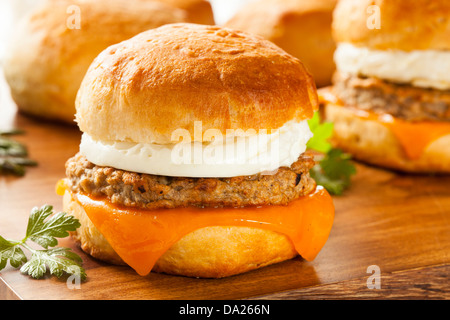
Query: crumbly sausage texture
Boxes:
[
  {"xmin": 333, "ymin": 72, "xmax": 450, "ymax": 122},
  {"xmin": 65, "ymin": 153, "xmax": 317, "ymax": 209}
]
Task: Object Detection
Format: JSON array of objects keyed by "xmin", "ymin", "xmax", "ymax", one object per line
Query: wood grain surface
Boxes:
[
  {"xmin": 250, "ymin": 264, "xmax": 450, "ymax": 300},
  {"xmin": 0, "ymin": 70, "xmax": 449, "ymax": 300}
]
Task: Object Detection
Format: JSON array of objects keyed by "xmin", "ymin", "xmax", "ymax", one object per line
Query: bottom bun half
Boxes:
[
  {"xmin": 63, "ymin": 192, "xmax": 298, "ymax": 278},
  {"xmin": 324, "ymin": 103, "xmax": 450, "ymax": 173}
]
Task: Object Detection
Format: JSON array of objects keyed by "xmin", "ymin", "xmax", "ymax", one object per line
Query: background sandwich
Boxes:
[
  {"xmin": 225, "ymin": 0, "xmax": 337, "ymax": 88},
  {"xmin": 3, "ymin": 0, "xmax": 197, "ymax": 124},
  {"xmin": 153, "ymin": 0, "xmax": 215, "ymax": 25},
  {"xmin": 57, "ymin": 23, "xmax": 335, "ymax": 278},
  {"xmin": 321, "ymin": 0, "xmax": 450, "ymax": 173}
]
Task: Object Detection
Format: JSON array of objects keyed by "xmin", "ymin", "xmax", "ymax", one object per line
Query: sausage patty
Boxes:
[
  {"xmin": 65, "ymin": 153, "xmax": 317, "ymax": 209},
  {"xmin": 333, "ymin": 72, "xmax": 450, "ymax": 122}
]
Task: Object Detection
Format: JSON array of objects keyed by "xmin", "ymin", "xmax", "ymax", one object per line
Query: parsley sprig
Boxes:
[
  {"xmin": 0, "ymin": 129, "xmax": 37, "ymax": 176},
  {"xmin": 0, "ymin": 205, "xmax": 86, "ymax": 280},
  {"xmin": 307, "ymin": 112, "xmax": 356, "ymax": 195}
]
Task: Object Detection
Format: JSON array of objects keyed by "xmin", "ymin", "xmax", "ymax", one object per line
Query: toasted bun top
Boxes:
[
  {"xmin": 333, "ymin": 0, "xmax": 450, "ymax": 51},
  {"xmin": 76, "ymin": 23, "xmax": 318, "ymax": 144},
  {"xmin": 226, "ymin": 0, "xmax": 336, "ymax": 44},
  {"xmin": 228, "ymin": 0, "xmax": 336, "ymax": 28},
  {"xmin": 153, "ymin": 0, "xmax": 215, "ymax": 25}
]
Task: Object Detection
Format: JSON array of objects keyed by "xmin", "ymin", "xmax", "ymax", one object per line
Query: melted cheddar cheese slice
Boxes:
[
  {"xmin": 58, "ymin": 181, "xmax": 335, "ymax": 276},
  {"xmin": 383, "ymin": 118, "xmax": 450, "ymax": 160},
  {"xmin": 319, "ymin": 89, "xmax": 450, "ymax": 160}
]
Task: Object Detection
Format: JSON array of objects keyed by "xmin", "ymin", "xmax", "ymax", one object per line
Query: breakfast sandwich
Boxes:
[
  {"xmin": 3, "ymin": 0, "xmax": 189, "ymax": 124},
  {"xmin": 57, "ymin": 23, "xmax": 335, "ymax": 278},
  {"xmin": 321, "ymin": 0, "xmax": 450, "ymax": 173}
]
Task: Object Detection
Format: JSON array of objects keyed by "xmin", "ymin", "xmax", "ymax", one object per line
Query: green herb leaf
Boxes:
[
  {"xmin": 0, "ymin": 205, "xmax": 86, "ymax": 280},
  {"xmin": 307, "ymin": 112, "xmax": 334, "ymax": 153},
  {"xmin": 26, "ymin": 205, "xmax": 81, "ymax": 249},
  {"xmin": 0, "ymin": 236, "xmax": 27, "ymax": 269},
  {"xmin": 320, "ymin": 149, "xmax": 357, "ymax": 180},
  {"xmin": 0, "ymin": 129, "xmax": 37, "ymax": 176},
  {"xmin": 0, "ymin": 129, "xmax": 25, "ymax": 136},
  {"xmin": 21, "ymin": 248, "xmax": 86, "ymax": 280},
  {"xmin": 310, "ymin": 149, "xmax": 357, "ymax": 195},
  {"xmin": 307, "ymin": 112, "xmax": 357, "ymax": 195}
]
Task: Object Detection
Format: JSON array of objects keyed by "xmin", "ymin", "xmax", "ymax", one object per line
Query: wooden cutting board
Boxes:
[{"xmin": 0, "ymin": 76, "xmax": 449, "ymax": 300}]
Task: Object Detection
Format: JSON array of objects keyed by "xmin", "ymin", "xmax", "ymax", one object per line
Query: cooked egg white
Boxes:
[
  {"xmin": 334, "ymin": 43, "xmax": 450, "ymax": 90},
  {"xmin": 79, "ymin": 119, "xmax": 313, "ymax": 178}
]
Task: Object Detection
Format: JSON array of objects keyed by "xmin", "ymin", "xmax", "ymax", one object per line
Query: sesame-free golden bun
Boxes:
[
  {"xmin": 63, "ymin": 191, "xmax": 298, "ymax": 278},
  {"xmin": 3, "ymin": 0, "xmax": 188, "ymax": 124},
  {"xmin": 333, "ymin": 0, "xmax": 450, "ymax": 51},
  {"xmin": 76, "ymin": 23, "xmax": 319, "ymax": 145},
  {"xmin": 153, "ymin": 0, "xmax": 215, "ymax": 25},
  {"xmin": 225, "ymin": 0, "xmax": 337, "ymax": 88}
]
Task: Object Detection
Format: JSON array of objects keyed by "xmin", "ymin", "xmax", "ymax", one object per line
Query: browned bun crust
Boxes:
[
  {"xmin": 323, "ymin": 101, "xmax": 450, "ymax": 173},
  {"xmin": 63, "ymin": 192, "xmax": 298, "ymax": 278},
  {"xmin": 332, "ymin": 0, "xmax": 450, "ymax": 51},
  {"xmin": 152, "ymin": 0, "xmax": 215, "ymax": 25},
  {"xmin": 76, "ymin": 23, "xmax": 318, "ymax": 144},
  {"xmin": 3, "ymin": 0, "xmax": 188, "ymax": 124},
  {"xmin": 225, "ymin": 0, "xmax": 336, "ymax": 88}
]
